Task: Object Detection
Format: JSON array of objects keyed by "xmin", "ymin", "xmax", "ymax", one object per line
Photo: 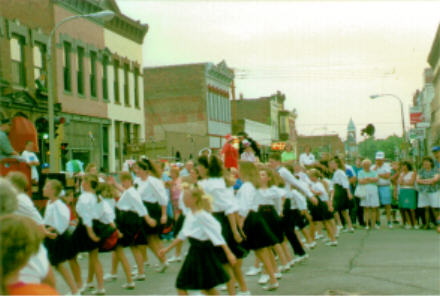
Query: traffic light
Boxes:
[
  {"xmin": 361, "ymin": 124, "xmax": 375, "ymax": 137},
  {"xmin": 61, "ymin": 142, "xmax": 69, "ymax": 156},
  {"xmin": 54, "ymin": 117, "xmax": 65, "ymax": 139},
  {"xmin": 35, "ymin": 117, "xmax": 49, "ymax": 135}
]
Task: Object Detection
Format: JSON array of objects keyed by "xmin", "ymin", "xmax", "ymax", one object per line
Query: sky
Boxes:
[{"xmin": 116, "ymin": 0, "xmax": 440, "ymax": 141}]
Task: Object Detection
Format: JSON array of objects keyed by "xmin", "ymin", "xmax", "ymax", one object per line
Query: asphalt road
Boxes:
[{"xmin": 54, "ymin": 225, "xmax": 440, "ymax": 295}]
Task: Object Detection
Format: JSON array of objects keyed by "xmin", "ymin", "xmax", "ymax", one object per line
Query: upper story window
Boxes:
[
  {"xmin": 63, "ymin": 41, "xmax": 72, "ymax": 92},
  {"xmin": 134, "ymin": 67, "xmax": 139, "ymax": 108},
  {"xmin": 33, "ymin": 42, "xmax": 47, "ymax": 90},
  {"xmin": 102, "ymin": 55, "xmax": 109, "ymax": 100},
  {"xmin": 123, "ymin": 63, "xmax": 129, "ymax": 106},
  {"xmin": 90, "ymin": 51, "xmax": 97, "ymax": 98},
  {"xmin": 10, "ymin": 35, "xmax": 26, "ymax": 87},
  {"xmin": 77, "ymin": 46, "xmax": 85, "ymax": 95},
  {"xmin": 113, "ymin": 60, "xmax": 120, "ymax": 104}
]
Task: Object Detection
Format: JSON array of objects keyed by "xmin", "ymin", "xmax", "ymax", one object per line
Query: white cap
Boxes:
[{"xmin": 375, "ymin": 151, "xmax": 385, "ymax": 160}]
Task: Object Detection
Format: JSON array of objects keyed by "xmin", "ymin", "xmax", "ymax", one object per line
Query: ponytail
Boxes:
[{"xmin": 137, "ymin": 158, "xmax": 160, "ymax": 178}]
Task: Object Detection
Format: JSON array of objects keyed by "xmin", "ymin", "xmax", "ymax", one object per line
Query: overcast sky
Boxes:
[{"xmin": 116, "ymin": 0, "xmax": 440, "ymax": 141}]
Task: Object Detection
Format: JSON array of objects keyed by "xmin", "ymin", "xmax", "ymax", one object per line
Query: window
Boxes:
[
  {"xmin": 113, "ymin": 60, "xmax": 120, "ymax": 104},
  {"xmin": 63, "ymin": 41, "xmax": 71, "ymax": 91},
  {"xmin": 10, "ymin": 35, "xmax": 26, "ymax": 87},
  {"xmin": 132, "ymin": 124, "xmax": 139, "ymax": 143},
  {"xmin": 33, "ymin": 42, "xmax": 47, "ymax": 89},
  {"xmin": 90, "ymin": 51, "xmax": 97, "ymax": 97},
  {"xmin": 123, "ymin": 64, "xmax": 129, "ymax": 106},
  {"xmin": 77, "ymin": 46, "xmax": 84, "ymax": 95},
  {"xmin": 134, "ymin": 67, "xmax": 139, "ymax": 108},
  {"xmin": 102, "ymin": 55, "xmax": 109, "ymax": 100}
]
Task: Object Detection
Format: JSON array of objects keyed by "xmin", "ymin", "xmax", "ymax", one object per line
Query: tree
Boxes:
[{"xmin": 358, "ymin": 135, "xmax": 403, "ymax": 161}]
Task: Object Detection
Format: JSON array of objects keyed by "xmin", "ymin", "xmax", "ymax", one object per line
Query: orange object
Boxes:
[
  {"xmin": 8, "ymin": 282, "xmax": 59, "ymax": 295},
  {"xmin": 9, "ymin": 116, "xmax": 39, "ymax": 153}
]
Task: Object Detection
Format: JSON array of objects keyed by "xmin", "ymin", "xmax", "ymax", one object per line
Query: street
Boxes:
[{"xmin": 54, "ymin": 226, "xmax": 440, "ymax": 295}]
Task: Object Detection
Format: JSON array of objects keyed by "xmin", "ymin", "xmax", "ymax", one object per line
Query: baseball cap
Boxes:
[
  {"xmin": 375, "ymin": 151, "xmax": 385, "ymax": 160},
  {"xmin": 432, "ymin": 146, "xmax": 440, "ymax": 153}
]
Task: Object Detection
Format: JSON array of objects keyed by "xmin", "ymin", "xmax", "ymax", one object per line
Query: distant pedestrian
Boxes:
[
  {"xmin": 398, "ymin": 161, "xmax": 418, "ymax": 229},
  {"xmin": 416, "ymin": 156, "xmax": 440, "ymax": 229},
  {"xmin": 372, "ymin": 152, "xmax": 393, "ymax": 228},
  {"xmin": 281, "ymin": 143, "xmax": 296, "ymax": 163},
  {"xmin": 358, "ymin": 159, "xmax": 380, "ymax": 230},
  {"xmin": 21, "ymin": 141, "xmax": 40, "ymax": 183},
  {"xmin": 299, "ymin": 146, "xmax": 315, "ymax": 168},
  {"xmin": 221, "ymin": 134, "xmax": 238, "ymax": 169}
]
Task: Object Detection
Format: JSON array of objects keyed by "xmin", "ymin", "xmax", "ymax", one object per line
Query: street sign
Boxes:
[
  {"xmin": 271, "ymin": 142, "xmax": 286, "ymax": 151},
  {"xmin": 416, "ymin": 122, "xmax": 430, "ymax": 128},
  {"xmin": 409, "ymin": 128, "xmax": 425, "ymax": 139},
  {"xmin": 410, "ymin": 106, "xmax": 424, "ymax": 124}
]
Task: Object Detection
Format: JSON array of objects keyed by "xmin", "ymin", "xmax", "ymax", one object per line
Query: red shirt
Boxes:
[{"xmin": 221, "ymin": 142, "xmax": 238, "ymax": 169}]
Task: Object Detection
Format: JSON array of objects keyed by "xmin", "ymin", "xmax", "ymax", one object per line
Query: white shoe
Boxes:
[
  {"xmin": 322, "ymin": 237, "xmax": 330, "ymax": 242},
  {"xmin": 325, "ymin": 241, "xmax": 338, "ymax": 247},
  {"xmin": 293, "ymin": 254, "xmax": 309, "ymax": 264},
  {"xmin": 305, "ymin": 241, "xmax": 317, "ymax": 249},
  {"xmin": 80, "ymin": 283, "xmax": 94, "ymax": 294},
  {"xmin": 374, "ymin": 225, "xmax": 380, "ymax": 230},
  {"xmin": 245, "ymin": 266, "xmax": 261, "ymax": 276},
  {"xmin": 92, "ymin": 289, "xmax": 106, "ymax": 295},
  {"xmin": 288, "ymin": 259, "xmax": 295, "ymax": 268},
  {"xmin": 274, "ymin": 272, "xmax": 282, "ymax": 279},
  {"xmin": 157, "ymin": 262, "xmax": 169, "ymax": 273},
  {"xmin": 279, "ymin": 264, "xmax": 290, "ymax": 273},
  {"xmin": 133, "ymin": 274, "xmax": 146, "ymax": 281},
  {"xmin": 342, "ymin": 228, "xmax": 349, "ymax": 233},
  {"xmin": 414, "ymin": 225, "xmax": 420, "ymax": 230},
  {"xmin": 237, "ymin": 291, "xmax": 251, "ymax": 295},
  {"xmin": 219, "ymin": 284, "xmax": 227, "ymax": 291},
  {"xmin": 404, "ymin": 224, "xmax": 411, "ymax": 230},
  {"xmin": 315, "ymin": 233, "xmax": 324, "ymax": 240},
  {"xmin": 262, "ymin": 282, "xmax": 279, "ymax": 291},
  {"xmin": 337, "ymin": 225, "xmax": 343, "ymax": 230},
  {"xmin": 258, "ymin": 274, "xmax": 270, "ymax": 285},
  {"xmin": 365, "ymin": 226, "xmax": 370, "ymax": 230},
  {"xmin": 348, "ymin": 228, "xmax": 355, "ymax": 233},
  {"xmin": 103, "ymin": 274, "xmax": 117, "ymax": 282},
  {"xmin": 168, "ymin": 255, "xmax": 183, "ymax": 263},
  {"xmin": 122, "ymin": 282, "xmax": 135, "ymax": 290}
]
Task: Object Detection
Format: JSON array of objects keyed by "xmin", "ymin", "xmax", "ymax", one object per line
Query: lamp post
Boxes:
[
  {"xmin": 370, "ymin": 93, "xmax": 407, "ymax": 157},
  {"xmin": 47, "ymin": 10, "xmax": 115, "ymax": 172}
]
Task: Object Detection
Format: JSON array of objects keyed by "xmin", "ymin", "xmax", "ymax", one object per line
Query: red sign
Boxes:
[
  {"xmin": 271, "ymin": 142, "xmax": 286, "ymax": 151},
  {"xmin": 410, "ymin": 107, "xmax": 424, "ymax": 124}
]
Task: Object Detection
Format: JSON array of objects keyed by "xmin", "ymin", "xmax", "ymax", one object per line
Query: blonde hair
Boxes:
[
  {"xmin": 259, "ymin": 167, "xmax": 275, "ymax": 187},
  {"xmin": 0, "ymin": 178, "xmax": 18, "ymax": 215},
  {"xmin": 182, "ymin": 182, "xmax": 213, "ymax": 212},
  {"xmin": 308, "ymin": 169, "xmax": 330, "ymax": 195},
  {"xmin": 98, "ymin": 183, "xmax": 115, "ymax": 199},
  {"xmin": 239, "ymin": 161, "xmax": 260, "ymax": 189},
  {"xmin": 6, "ymin": 171, "xmax": 28, "ymax": 192},
  {"xmin": 46, "ymin": 179, "xmax": 63, "ymax": 197},
  {"xmin": 119, "ymin": 171, "xmax": 133, "ymax": 183},
  {"xmin": 0, "ymin": 215, "xmax": 42, "ymax": 292}
]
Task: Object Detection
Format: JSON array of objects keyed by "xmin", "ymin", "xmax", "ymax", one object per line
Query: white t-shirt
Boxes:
[
  {"xmin": 15, "ymin": 193, "xmax": 44, "ymax": 225},
  {"xmin": 372, "ymin": 163, "xmax": 391, "ymax": 186},
  {"xmin": 19, "ymin": 244, "xmax": 50, "ymax": 283},
  {"xmin": 21, "ymin": 150, "xmax": 39, "ymax": 181},
  {"xmin": 299, "ymin": 153, "xmax": 315, "ymax": 167}
]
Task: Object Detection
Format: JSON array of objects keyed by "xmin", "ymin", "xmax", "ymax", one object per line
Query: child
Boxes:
[
  {"xmin": 42, "ymin": 180, "xmax": 78, "ymax": 294},
  {"xmin": 308, "ymin": 169, "xmax": 337, "ymax": 246},
  {"xmin": 159, "ymin": 183, "xmax": 236, "ymax": 295}
]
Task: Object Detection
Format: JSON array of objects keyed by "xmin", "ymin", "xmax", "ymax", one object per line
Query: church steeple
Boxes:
[{"xmin": 348, "ymin": 117, "xmax": 356, "ymax": 132}]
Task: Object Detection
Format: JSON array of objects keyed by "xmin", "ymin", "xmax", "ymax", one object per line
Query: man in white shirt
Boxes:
[
  {"xmin": 371, "ymin": 151, "xmax": 393, "ymax": 228},
  {"xmin": 299, "ymin": 146, "xmax": 316, "ymax": 168},
  {"xmin": 21, "ymin": 141, "xmax": 40, "ymax": 183}
]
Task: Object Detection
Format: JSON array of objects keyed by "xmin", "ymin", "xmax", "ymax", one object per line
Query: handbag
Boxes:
[{"xmin": 354, "ymin": 184, "xmax": 367, "ymax": 199}]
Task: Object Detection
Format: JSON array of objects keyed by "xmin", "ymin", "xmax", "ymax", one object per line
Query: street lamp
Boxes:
[
  {"xmin": 47, "ymin": 10, "xmax": 115, "ymax": 172},
  {"xmin": 370, "ymin": 93, "xmax": 408, "ymax": 156}
]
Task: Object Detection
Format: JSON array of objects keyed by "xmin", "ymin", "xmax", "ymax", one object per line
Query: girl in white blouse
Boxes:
[
  {"xmin": 43, "ymin": 179, "xmax": 78, "ymax": 294},
  {"xmin": 159, "ymin": 183, "xmax": 236, "ymax": 295},
  {"xmin": 133, "ymin": 159, "xmax": 169, "ymax": 273}
]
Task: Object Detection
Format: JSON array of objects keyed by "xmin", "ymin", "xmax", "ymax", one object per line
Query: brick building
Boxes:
[
  {"xmin": 296, "ymin": 134, "xmax": 345, "ymax": 159},
  {"xmin": 428, "ymin": 24, "xmax": 440, "ymax": 147},
  {"xmin": 0, "ymin": 0, "xmax": 147, "ymax": 171},
  {"xmin": 144, "ymin": 61, "xmax": 234, "ymax": 160}
]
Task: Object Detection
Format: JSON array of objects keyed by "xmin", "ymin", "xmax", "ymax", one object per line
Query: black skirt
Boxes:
[
  {"xmin": 173, "ymin": 214, "xmax": 186, "ymax": 238},
  {"xmin": 282, "ymin": 208, "xmax": 308, "ymax": 231},
  {"xmin": 115, "ymin": 209, "xmax": 143, "ymax": 247},
  {"xmin": 333, "ymin": 184, "xmax": 351, "ymax": 211},
  {"xmin": 176, "ymin": 238, "xmax": 230, "ymax": 291},
  {"xmin": 143, "ymin": 201, "xmax": 163, "ymax": 235},
  {"xmin": 71, "ymin": 220, "xmax": 100, "ymax": 253},
  {"xmin": 44, "ymin": 231, "xmax": 75, "ymax": 266},
  {"xmin": 93, "ymin": 220, "xmax": 118, "ymax": 252},
  {"xmin": 212, "ymin": 212, "xmax": 248, "ymax": 262},
  {"xmin": 242, "ymin": 211, "xmax": 278, "ymax": 251},
  {"xmin": 258, "ymin": 205, "xmax": 284, "ymax": 243},
  {"xmin": 308, "ymin": 199, "xmax": 333, "ymax": 221}
]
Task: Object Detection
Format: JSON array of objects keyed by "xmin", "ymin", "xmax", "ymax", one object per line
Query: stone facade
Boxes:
[{"xmin": 427, "ymin": 25, "xmax": 440, "ymax": 147}]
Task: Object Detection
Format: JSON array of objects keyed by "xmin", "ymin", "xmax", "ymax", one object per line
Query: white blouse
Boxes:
[
  {"xmin": 331, "ymin": 169, "xmax": 350, "ymax": 190},
  {"xmin": 43, "ymin": 199, "xmax": 70, "ymax": 234},
  {"xmin": 198, "ymin": 178, "xmax": 238, "ymax": 214},
  {"xmin": 16, "ymin": 193, "xmax": 44, "ymax": 225},
  {"xmin": 177, "ymin": 210, "xmax": 226, "ymax": 246},
  {"xmin": 311, "ymin": 181, "xmax": 329, "ymax": 202},
  {"xmin": 255, "ymin": 187, "xmax": 283, "ymax": 207},
  {"xmin": 178, "ymin": 191, "xmax": 190, "ymax": 216},
  {"xmin": 76, "ymin": 192, "xmax": 98, "ymax": 227},
  {"xmin": 116, "ymin": 187, "xmax": 148, "ymax": 217},
  {"xmin": 277, "ymin": 166, "xmax": 314, "ymax": 198},
  {"xmin": 95, "ymin": 198, "xmax": 115, "ymax": 224},
  {"xmin": 136, "ymin": 176, "xmax": 169, "ymax": 206},
  {"xmin": 236, "ymin": 181, "xmax": 258, "ymax": 217}
]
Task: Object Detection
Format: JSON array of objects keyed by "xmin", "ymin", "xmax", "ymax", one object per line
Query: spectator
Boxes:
[
  {"xmin": 21, "ymin": 141, "xmax": 40, "ymax": 184},
  {"xmin": 358, "ymin": 159, "xmax": 380, "ymax": 230},
  {"xmin": 416, "ymin": 156, "xmax": 440, "ymax": 229},
  {"xmin": 372, "ymin": 152, "xmax": 393, "ymax": 228},
  {"xmin": 237, "ymin": 132, "xmax": 261, "ymax": 160},
  {"xmin": 299, "ymin": 146, "xmax": 315, "ymax": 168},
  {"xmin": 179, "ymin": 161, "xmax": 194, "ymax": 177},
  {"xmin": 240, "ymin": 140, "xmax": 258, "ymax": 162},
  {"xmin": 221, "ymin": 134, "xmax": 238, "ymax": 169},
  {"xmin": 398, "ymin": 161, "xmax": 418, "ymax": 229},
  {"xmin": 281, "ymin": 143, "xmax": 296, "ymax": 163},
  {"xmin": 0, "ymin": 118, "xmax": 18, "ymax": 160},
  {"xmin": 432, "ymin": 146, "xmax": 440, "ymax": 170}
]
